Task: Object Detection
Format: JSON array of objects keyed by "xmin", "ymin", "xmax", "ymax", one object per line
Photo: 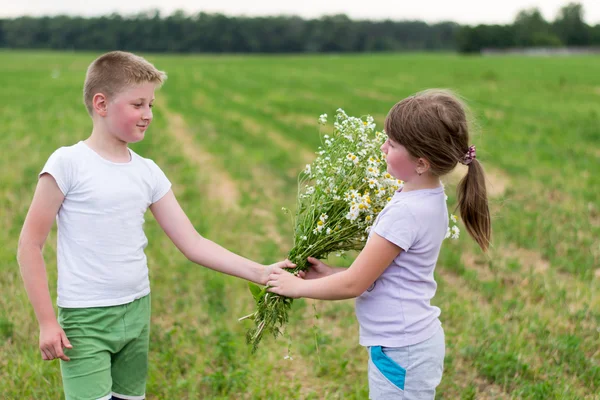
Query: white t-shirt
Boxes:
[{"xmin": 40, "ymin": 141, "xmax": 171, "ymax": 308}]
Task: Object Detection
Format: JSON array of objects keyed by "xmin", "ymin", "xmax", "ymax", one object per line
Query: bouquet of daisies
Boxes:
[{"xmin": 242, "ymin": 109, "xmax": 459, "ymax": 352}]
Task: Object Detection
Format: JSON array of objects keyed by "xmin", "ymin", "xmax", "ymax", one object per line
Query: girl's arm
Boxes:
[
  {"xmin": 150, "ymin": 190, "xmax": 293, "ymax": 285},
  {"xmin": 267, "ymin": 233, "xmax": 402, "ymax": 300},
  {"xmin": 17, "ymin": 174, "xmax": 72, "ymax": 361},
  {"xmin": 302, "ymin": 257, "xmax": 345, "ymax": 280}
]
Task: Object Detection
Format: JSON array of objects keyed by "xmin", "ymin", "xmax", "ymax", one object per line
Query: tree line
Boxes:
[
  {"xmin": 1, "ymin": 2, "xmax": 598, "ymax": 54},
  {"xmin": 458, "ymin": 3, "xmax": 600, "ymax": 52}
]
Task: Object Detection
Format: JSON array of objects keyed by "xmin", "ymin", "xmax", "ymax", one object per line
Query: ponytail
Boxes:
[
  {"xmin": 457, "ymin": 159, "xmax": 491, "ymax": 252},
  {"xmin": 383, "ymin": 88, "xmax": 492, "ymax": 250}
]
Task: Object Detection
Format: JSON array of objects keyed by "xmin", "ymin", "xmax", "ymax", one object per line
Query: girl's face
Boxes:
[
  {"xmin": 105, "ymin": 82, "xmax": 155, "ymax": 143},
  {"xmin": 380, "ymin": 136, "xmax": 419, "ymax": 182}
]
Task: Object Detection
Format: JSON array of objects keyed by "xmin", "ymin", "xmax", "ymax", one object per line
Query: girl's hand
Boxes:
[
  {"xmin": 262, "ymin": 259, "xmax": 296, "ymax": 286},
  {"xmin": 39, "ymin": 321, "xmax": 72, "ymax": 361},
  {"xmin": 266, "ymin": 267, "xmax": 306, "ymax": 299},
  {"xmin": 303, "ymin": 257, "xmax": 334, "ymax": 279}
]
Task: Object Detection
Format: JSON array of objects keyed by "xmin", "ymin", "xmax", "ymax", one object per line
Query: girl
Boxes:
[{"xmin": 266, "ymin": 89, "xmax": 491, "ymax": 400}]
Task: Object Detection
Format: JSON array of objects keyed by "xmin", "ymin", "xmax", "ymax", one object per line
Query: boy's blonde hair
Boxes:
[{"xmin": 83, "ymin": 51, "xmax": 167, "ymax": 115}]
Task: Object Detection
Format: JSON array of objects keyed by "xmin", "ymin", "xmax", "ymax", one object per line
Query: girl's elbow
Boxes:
[
  {"xmin": 349, "ymin": 287, "xmax": 365, "ymax": 298},
  {"xmin": 349, "ymin": 280, "xmax": 374, "ymax": 298},
  {"xmin": 346, "ymin": 282, "xmax": 367, "ymax": 298},
  {"xmin": 338, "ymin": 273, "xmax": 368, "ymax": 298}
]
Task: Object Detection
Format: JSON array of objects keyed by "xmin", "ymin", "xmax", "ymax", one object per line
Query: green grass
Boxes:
[{"xmin": 1, "ymin": 50, "xmax": 599, "ymax": 399}]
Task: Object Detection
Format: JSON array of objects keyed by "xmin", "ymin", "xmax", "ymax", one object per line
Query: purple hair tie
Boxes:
[{"xmin": 461, "ymin": 145, "xmax": 476, "ymax": 165}]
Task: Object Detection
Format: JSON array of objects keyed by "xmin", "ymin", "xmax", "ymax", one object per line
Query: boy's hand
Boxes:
[
  {"xmin": 266, "ymin": 267, "xmax": 305, "ymax": 299},
  {"xmin": 39, "ymin": 321, "xmax": 72, "ymax": 361},
  {"xmin": 262, "ymin": 259, "xmax": 296, "ymax": 286},
  {"xmin": 303, "ymin": 257, "xmax": 334, "ymax": 279}
]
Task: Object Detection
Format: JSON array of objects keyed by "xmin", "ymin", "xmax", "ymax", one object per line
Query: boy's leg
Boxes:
[
  {"xmin": 110, "ymin": 294, "xmax": 151, "ymax": 400},
  {"xmin": 60, "ymin": 349, "xmax": 112, "ymax": 400},
  {"xmin": 59, "ymin": 307, "xmax": 118, "ymax": 400}
]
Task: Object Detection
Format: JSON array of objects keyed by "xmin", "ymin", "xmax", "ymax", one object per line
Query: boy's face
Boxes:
[{"xmin": 105, "ymin": 82, "xmax": 156, "ymax": 143}]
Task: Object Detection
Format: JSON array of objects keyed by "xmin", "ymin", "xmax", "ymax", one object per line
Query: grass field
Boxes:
[{"xmin": 0, "ymin": 50, "xmax": 598, "ymax": 399}]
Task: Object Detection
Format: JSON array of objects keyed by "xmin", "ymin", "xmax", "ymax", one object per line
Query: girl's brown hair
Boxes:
[{"xmin": 384, "ymin": 89, "xmax": 491, "ymax": 251}]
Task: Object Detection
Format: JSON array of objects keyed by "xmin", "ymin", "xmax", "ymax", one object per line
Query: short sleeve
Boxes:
[
  {"xmin": 372, "ymin": 203, "xmax": 418, "ymax": 252},
  {"xmin": 39, "ymin": 148, "xmax": 73, "ymax": 195},
  {"xmin": 147, "ymin": 160, "xmax": 171, "ymax": 203}
]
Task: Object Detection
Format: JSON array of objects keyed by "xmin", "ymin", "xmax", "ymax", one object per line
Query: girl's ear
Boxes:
[
  {"xmin": 416, "ymin": 157, "xmax": 431, "ymax": 174},
  {"xmin": 92, "ymin": 93, "xmax": 108, "ymax": 117}
]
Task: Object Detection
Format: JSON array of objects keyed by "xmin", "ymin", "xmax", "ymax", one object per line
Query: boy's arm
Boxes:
[
  {"xmin": 17, "ymin": 174, "xmax": 72, "ymax": 361},
  {"xmin": 150, "ymin": 190, "xmax": 293, "ymax": 285}
]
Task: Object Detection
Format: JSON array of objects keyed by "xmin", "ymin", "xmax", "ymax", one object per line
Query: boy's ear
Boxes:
[{"xmin": 92, "ymin": 93, "xmax": 108, "ymax": 117}]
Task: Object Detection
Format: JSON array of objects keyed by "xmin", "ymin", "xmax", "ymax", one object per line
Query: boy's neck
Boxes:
[{"xmin": 85, "ymin": 128, "xmax": 131, "ymax": 163}]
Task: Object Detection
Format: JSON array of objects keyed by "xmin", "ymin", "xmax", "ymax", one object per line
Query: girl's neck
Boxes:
[
  {"xmin": 401, "ymin": 174, "xmax": 442, "ymax": 192},
  {"xmin": 85, "ymin": 129, "xmax": 131, "ymax": 163}
]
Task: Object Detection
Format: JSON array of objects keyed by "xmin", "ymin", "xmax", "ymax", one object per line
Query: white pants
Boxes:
[{"xmin": 367, "ymin": 327, "xmax": 445, "ymax": 400}]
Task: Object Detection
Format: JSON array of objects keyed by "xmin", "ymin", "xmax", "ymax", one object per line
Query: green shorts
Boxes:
[{"xmin": 58, "ymin": 294, "xmax": 151, "ymax": 400}]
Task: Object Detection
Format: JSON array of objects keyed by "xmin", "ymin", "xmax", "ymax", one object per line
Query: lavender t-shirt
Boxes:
[{"xmin": 355, "ymin": 186, "xmax": 448, "ymax": 347}]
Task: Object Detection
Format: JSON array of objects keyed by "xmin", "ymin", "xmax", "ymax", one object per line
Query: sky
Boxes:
[{"xmin": 1, "ymin": 0, "xmax": 599, "ymax": 25}]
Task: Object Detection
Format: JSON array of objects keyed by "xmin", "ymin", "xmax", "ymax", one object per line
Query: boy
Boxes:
[{"xmin": 17, "ymin": 51, "xmax": 293, "ymax": 400}]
